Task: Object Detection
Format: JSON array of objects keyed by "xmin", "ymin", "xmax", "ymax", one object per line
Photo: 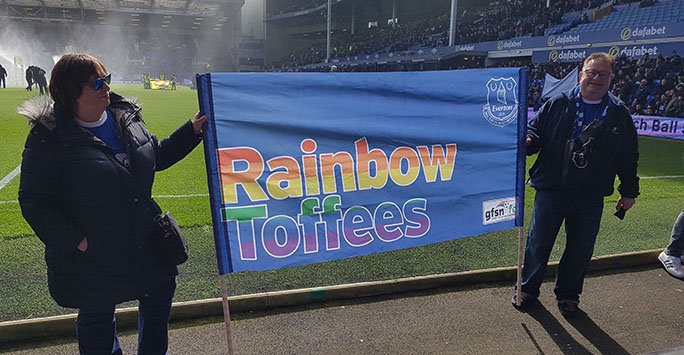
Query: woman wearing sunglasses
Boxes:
[{"xmin": 17, "ymin": 53, "xmax": 208, "ymax": 354}]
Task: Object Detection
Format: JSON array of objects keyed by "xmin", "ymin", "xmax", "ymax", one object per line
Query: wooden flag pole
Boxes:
[
  {"xmin": 220, "ymin": 274, "xmax": 234, "ymax": 355},
  {"xmin": 516, "ymin": 226, "xmax": 524, "ymax": 307}
]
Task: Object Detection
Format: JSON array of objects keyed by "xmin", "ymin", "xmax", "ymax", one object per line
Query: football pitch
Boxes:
[{"xmin": 0, "ymin": 84, "xmax": 683, "ymax": 322}]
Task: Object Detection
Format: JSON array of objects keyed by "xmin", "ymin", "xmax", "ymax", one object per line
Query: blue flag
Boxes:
[{"xmin": 197, "ymin": 69, "xmax": 528, "ymax": 274}]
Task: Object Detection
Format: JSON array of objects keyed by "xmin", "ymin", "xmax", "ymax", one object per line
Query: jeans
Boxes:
[
  {"xmin": 76, "ymin": 277, "xmax": 176, "ymax": 355},
  {"xmin": 520, "ymin": 190, "xmax": 604, "ymax": 303},
  {"xmin": 665, "ymin": 210, "xmax": 684, "ymax": 256}
]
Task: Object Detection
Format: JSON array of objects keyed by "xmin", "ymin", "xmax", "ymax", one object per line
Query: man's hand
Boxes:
[{"xmin": 617, "ymin": 196, "xmax": 636, "ymax": 212}]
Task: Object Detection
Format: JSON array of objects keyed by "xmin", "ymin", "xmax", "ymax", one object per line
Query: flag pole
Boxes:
[
  {"xmin": 516, "ymin": 226, "xmax": 524, "ymax": 306},
  {"xmin": 220, "ymin": 274, "xmax": 234, "ymax": 355}
]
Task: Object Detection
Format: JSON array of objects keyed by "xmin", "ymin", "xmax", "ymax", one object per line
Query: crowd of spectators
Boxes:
[
  {"xmin": 269, "ymin": 0, "xmax": 611, "ymax": 70},
  {"xmin": 493, "ymin": 51, "xmax": 684, "ymax": 118},
  {"xmin": 270, "ymin": 0, "xmax": 679, "ymax": 118},
  {"xmin": 269, "ymin": 5, "xmax": 451, "ymax": 70},
  {"xmin": 268, "ymin": 0, "xmax": 652, "ymax": 70},
  {"xmin": 267, "ymin": 0, "xmax": 613, "ymax": 18},
  {"xmin": 614, "ymin": 51, "xmax": 684, "ymax": 117}
]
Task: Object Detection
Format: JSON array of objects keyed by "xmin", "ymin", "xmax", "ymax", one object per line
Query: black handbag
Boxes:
[
  {"xmin": 148, "ymin": 198, "xmax": 189, "ymax": 265},
  {"xmin": 154, "ymin": 211, "xmax": 189, "ymax": 265}
]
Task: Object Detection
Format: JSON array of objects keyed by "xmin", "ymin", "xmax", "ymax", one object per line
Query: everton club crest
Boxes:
[{"xmin": 483, "ymin": 77, "xmax": 518, "ymax": 127}]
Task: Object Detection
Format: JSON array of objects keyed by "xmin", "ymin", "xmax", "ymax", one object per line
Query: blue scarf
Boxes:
[{"xmin": 572, "ymin": 86, "xmax": 610, "ymax": 139}]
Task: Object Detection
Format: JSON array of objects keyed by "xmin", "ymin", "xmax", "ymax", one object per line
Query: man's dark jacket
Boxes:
[
  {"xmin": 18, "ymin": 93, "xmax": 201, "ymax": 308},
  {"xmin": 527, "ymin": 89, "xmax": 639, "ymax": 198}
]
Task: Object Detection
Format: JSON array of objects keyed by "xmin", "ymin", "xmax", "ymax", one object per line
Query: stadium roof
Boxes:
[{"xmin": 0, "ymin": 0, "xmax": 243, "ymax": 28}]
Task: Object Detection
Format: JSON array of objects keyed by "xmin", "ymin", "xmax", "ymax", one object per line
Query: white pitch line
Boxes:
[
  {"xmin": 153, "ymin": 194, "xmax": 210, "ymax": 198},
  {"xmin": 640, "ymin": 175, "xmax": 684, "ymax": 180},
  {"xmin": 0, "ymin": 165, "xmax": 21, "ymax": 191},
  {"xmin": 0, "ymin": 193, "xmax": 209, "ymax": 205}
]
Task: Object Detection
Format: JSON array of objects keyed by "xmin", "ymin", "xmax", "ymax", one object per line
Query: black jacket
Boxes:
[
  {"xmin": 527, "ymin": 90, "xmax": 639, "ymax": 198},
  {"xmin": 18, "ymin": 93, "xmax": 202, "ymax": 308}
]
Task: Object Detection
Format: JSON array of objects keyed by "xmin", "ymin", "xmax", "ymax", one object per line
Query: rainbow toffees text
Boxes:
[{"xmin": 216, "ymin": 137, "xmax": 457, "ymax": 261}]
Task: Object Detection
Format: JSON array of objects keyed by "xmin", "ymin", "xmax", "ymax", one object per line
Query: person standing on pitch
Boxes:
[
  {"xmin": 0, "ymin": 64, "xmax": 7, "ymax": 88},
  {"xmin": 25, "ymin": 66, "xmax": 34, "ymax": 91},
  {"xmin": 659, "ymin": 211, "xmax": 684, "ymax": 278},
  {"xmin": 31, "ymin": 66, "xmax": 48, "ymax": 95},
  {"xmin": 513, "ymin": 52, "xmax": 640, "ymax": 317},
  {"xmin": 17, "ymin": 53, "xmax": 208, "ymax": 354}
]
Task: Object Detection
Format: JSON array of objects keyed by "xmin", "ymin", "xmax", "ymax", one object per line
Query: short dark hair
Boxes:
[
  {"xmin": 49, "ymin": 54, "xmax": 106, "ymax": 113},
  {"xmin": 583, "ymin": 52, "xmax": 616, "ymax": 72}
]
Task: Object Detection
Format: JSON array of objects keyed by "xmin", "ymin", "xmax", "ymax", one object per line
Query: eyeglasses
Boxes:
[
  {"xmin": 582, "ymin": 70, "xmax": 612, "ymax": 79},
  {"xmin": 84, "ymin": 73, "xmax": 111, "ymax": 91}
]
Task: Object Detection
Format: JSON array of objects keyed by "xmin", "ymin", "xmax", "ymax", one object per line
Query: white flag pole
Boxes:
[
  {"xmin": 516, "ymin": 226, "xmax": 524, "ymax": 306},
  {"xmin": 220, "ymin": 274, "xmax": 234, "ymax": 355}
]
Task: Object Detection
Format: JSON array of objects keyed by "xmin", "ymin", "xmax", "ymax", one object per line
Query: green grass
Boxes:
[{"xmin": 1, "ymin": 85, "xmax": 683, "ymax": 322}]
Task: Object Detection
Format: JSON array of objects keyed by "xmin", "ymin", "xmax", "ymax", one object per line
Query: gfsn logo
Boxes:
[
  {"xmin": 621, "ymin": 26, "xmax": 666, "ymax": 40},
  {"xmin": 482, "ymin": 197, "xmax": 516, "ymax": 225}
]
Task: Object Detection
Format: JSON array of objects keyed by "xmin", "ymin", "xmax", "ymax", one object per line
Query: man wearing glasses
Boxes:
[{"xmin": 513, "ymin": 52, "xmax": 639, "ymax": 317}]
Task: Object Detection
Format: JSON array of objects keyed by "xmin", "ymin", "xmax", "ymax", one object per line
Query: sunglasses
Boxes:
[{"xmin": 84, "ymin": 73, "xmax": 111, "ymax": 91}]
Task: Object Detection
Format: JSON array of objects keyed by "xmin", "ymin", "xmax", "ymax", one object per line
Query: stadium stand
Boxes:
[
  {"xmin": 566, "ymin": 0, "xmax": 684, "ymax": 33},
  {"xmin": 269, "ymin": 0, "xmax": 570, "ymax": 70},
  {"xmin": 267, "ymin": 0, "xmax": 644, "ymax": 71},
  {"xmin": 265, "ymin": 0, "xmax": 684, "ymax": 117}
]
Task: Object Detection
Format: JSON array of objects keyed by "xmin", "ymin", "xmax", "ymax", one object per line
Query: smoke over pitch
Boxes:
[
  {"xmin": 0, "ymin": 21, "xmax": 127, "ymax": 87},
  {"xmin": 0, "ymin": 18, "xmax": 237, "ymax": 87}
]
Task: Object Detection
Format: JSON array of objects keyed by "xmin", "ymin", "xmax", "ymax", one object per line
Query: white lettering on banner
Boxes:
[
  {"xmin": 632, "ymin": 116, "xmax": 684, "ymax": 139},
  {"xmin": 548, "ymin": 34, "xmax": 581, "ymax": 46},
  {"xmin": 458, "ymin": 44, "xmax": 475, "ymax": 51},
  {"xmin": 482, "ymin": 197, "xmax": 516, "ymax": 225},
  {"xmin": 621, "ymin": 26, "xmax": 667, "ymax": 40},
  {"xmin": 492, "ymin": 105, "xmax": 515, "ymax": 112},
  {"xmin": 621, "ymin": 45, "xmax": 658, "ymax": 57},
  {"xmin": 498, "ymin": 40, "xmax": 523, "ymax": 50},
  {"xmin": 550, "ymin": 49, "xmax": 587, "ymax": 62}
]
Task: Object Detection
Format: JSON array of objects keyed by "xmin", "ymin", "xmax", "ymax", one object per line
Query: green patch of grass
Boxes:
[
  {"xmin": 637, "ymin": 136, "xmax": 684, "ymax": 177},
  {"xmin": 1, "ymin": 86, "xmax": 683, "ymax": 322}
]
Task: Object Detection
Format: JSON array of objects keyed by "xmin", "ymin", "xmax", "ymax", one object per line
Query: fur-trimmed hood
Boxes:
[
  {"xmin": 17, "ymin": 95, "xmax": 57, "ymax": 130},
  {"xmin": 16, "ymin": 93, "xmax": 140, "ymax": 131}
]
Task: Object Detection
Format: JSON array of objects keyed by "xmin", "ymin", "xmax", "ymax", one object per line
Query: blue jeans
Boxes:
[
  {"xmin": 520, "ymin": 190, "xmax": 604, "ymax": 303},
  {"xmin": 76, "ymin": 277, "xmax": 176, "ymax": 355},
  {"xmin": 665, "ymin": 210, "xmax": 684, "ymax": 256}
]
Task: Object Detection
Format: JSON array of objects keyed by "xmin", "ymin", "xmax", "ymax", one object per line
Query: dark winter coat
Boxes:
[
  {"xmin": 527, "ymin": 89, "xmax": 640, "ymax": 198},
  {"xmin": 18, "ymin": 93, "xmax": 202, "ymax": 308}
]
